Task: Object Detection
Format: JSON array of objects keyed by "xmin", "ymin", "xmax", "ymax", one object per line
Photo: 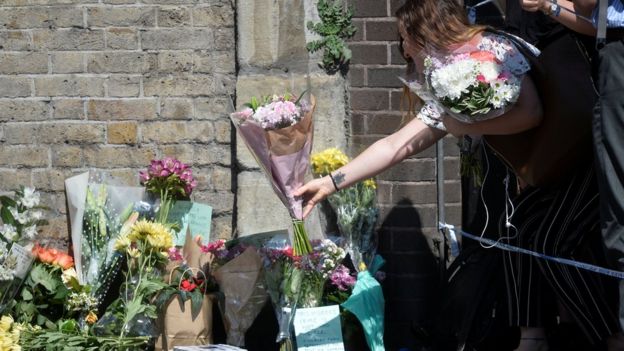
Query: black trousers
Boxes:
[
  {"xmin": 501, "ymin": 165, "xmax": 620, "ymax": 344},
  {"xmin": 593, "ymin": 37, "xmax": 624, "ymax": 332}
]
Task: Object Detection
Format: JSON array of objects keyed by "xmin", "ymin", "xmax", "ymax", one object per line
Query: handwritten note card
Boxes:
[
  {"xmin": 168, "ymin": 201, "xmax": 213, "ymax": 245},
  {"xmin": 294, "ymin": 305, "xmax": 345, "ymax": 351}
]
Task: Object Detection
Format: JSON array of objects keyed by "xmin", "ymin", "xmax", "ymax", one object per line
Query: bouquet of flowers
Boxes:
[
  {"xmin": 401, "ymin": 47, "xmax": 523, "ymax": 123},
  {"xmin": 259, "ymin": 236, "xmax": 345, "ymax": 351},
  {"xmin": 210, "ymin": 244, "xmax": 267, "ymax": 348},
  {"xmin": 11, "ymin": 245, "xmax": 79, "ymax": 328},
  {"xmin": 0, "ymin": 187, "xmax": 46, "ymax": 314},
  {"xmin": 65, "ymin": 171, "xmax": 145, "ymax": 314},
  {"xmin": 139, "ymin": 157, "xmax": 197, "ymax": 227},
  {"xmin": 231, "ymin": 92, "xmax": 315, "ymax": 256},
  {"xmin": 97, "ymin": 217, "xmax": 174, "ymax": 339},
  {"xmin": 311, "ymin": 148, "xmax": 379, "ymax": 269}
]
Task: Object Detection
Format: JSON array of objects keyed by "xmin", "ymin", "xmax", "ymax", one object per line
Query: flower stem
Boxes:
[{"xmin": 292, "ymin": 219, "xmax": 312, "ymax": 256}]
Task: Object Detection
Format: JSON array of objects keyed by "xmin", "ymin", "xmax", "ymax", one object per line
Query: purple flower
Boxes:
[
  {"xmin": 330, "ymin": 264, "xmax": 356, "ymax": 291},
  {"xmin": 139, "ymin": 170, "xmax": 150, "ymax": 183}
]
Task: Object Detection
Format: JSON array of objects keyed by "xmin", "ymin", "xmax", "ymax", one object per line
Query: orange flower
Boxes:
[
  {"xmin": 85, "ymin": 311, "xmax": 98, "ymax": 325},
  {"xmin": 54, "ymin": 253, "xmax": 74, "ymax": 270},
  {"xmin": 38, "ymin": 248, "xmax": 56, "ymax": 265},
  {"xmin": 470, "ymin": 50, "xmax": 498, "ymax": 63}
]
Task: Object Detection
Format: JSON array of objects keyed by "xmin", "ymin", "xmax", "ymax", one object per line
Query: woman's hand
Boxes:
[{"xmin": 293, "ymin": 176, "xmax": 336, "ymax": 219}]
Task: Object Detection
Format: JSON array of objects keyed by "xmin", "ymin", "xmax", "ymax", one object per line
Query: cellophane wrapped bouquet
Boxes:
[
  {"xmin": 311, "ymin": 148, "xmax": 379, "ymax": 269},
  {"xmin": 230, "ymin": 92, "xmax": 315, "ymax": 256},
  {"xmin": 260, "ymin": 236, "xmax": 346, "ymax": 351},
  {"xmin": 401, "ymin": 45, "xmax": 523, "ymax": 123},
  {"xmin": 0, "ymin": 187, "xmax": 46, "ymax": 314},
  {"xmin": 203, "ymin": 240, "xmax": 267, "ymax": 348}
]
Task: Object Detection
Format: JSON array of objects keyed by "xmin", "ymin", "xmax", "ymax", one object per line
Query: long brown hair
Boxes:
[{"xmin": 396, "ymin": 0, "xmax": 487, "ymax": 52}]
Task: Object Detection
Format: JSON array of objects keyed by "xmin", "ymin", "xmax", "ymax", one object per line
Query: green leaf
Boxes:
[
  {"xmin": 21, "ymin": 288, "xmax": 34, "ymax": 301},
  {"xmin": 30, "ymin": 264, "xmax": 58, "ymax": 292},
  {"xmin": 190, "ymin": 290, "xmax": 204, "ymax": 319}
]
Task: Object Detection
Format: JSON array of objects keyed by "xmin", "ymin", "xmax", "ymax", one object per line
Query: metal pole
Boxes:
[{"xmin": 436, "ymin": 139, "xmax": 447, "ymax": 279}]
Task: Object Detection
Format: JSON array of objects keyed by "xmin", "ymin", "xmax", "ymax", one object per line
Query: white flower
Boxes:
[
  {"xmin": 9, "ymin": 207, "xmax": 28, "ymax": 225},
  {"xmin": 0, "ymin": 224, "xmax": 18, "ymax": 242},
  {"xmin": 479, "ymin": 61, "xmax": 502, "ymax": 82},
  {"xmin": 27, "ymin": 210, "xmax": 43, "ymax": 222},
  {"xmin": 0, "ymin": 242, "xmax": 7, "ymax": 260},
  {"xmin": 22, "ymin": 225, "xmax": 38, "ymax": 240},
  {"xmin": 61, "ymin": 268, "xmax": 78, "ymax": 287},
  {"xmin": 18, "ymin": 187, "xmax": 40, "ymax": 208},
  {"xmin": 430, "ymin": 58, "xmax": 479, "ymax": 100}
]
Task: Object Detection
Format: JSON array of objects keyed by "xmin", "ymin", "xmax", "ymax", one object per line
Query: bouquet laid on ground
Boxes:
[
  {"xmin": 139, "ymin": 157, "xmax": 197, "ymax": 227},
  {"xmin": 401, "ymin": 47, "xmax": 523, "ymax": 123},
  {"xmin": 311, "ymin": 148, "xmax": 379, "ymax": 269},
  {"xmin": 0, "ymin": 187, "xmax": 46, "ymax": 314},
  {"xmin": 65, "ymin": 172, "xmax": 145, "ymax": 313},
  {"xmin": 11, "ymin": 245, "xmax": 78, "ymax": 328},
  {"xmin": 94, "ymin": 216, "xmax": 174, "ymax": 340},
  {"xmin": 260, "ymin": 236, "xmax": 346, "ymax": 351},
  {"xmin": 210, "ymin": 243, "xmax": 267, "ymax": 348},
  {"xmin": 230, "ymin": 92, "xmax": 315, "ymax": 256}
]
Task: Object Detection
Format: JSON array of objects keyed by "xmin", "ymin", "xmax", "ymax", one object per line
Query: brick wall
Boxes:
[
  {"xmin": 348, "ymin": 0, "xmax": 462, "ymax": 348},
  {"xmin": 0, "ymin": 0, "xmax": 236, "ymax": 246}
]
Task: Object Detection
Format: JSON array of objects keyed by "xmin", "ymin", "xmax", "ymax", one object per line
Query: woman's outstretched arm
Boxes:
[{"xmin": 294, "ymin": 117, "xmax": 447, "ymax": 218}]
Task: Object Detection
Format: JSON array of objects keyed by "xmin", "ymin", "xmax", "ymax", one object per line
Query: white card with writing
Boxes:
[{"xmin": 294, "ymin": 305, "xmax": 345, "ymax": 351}]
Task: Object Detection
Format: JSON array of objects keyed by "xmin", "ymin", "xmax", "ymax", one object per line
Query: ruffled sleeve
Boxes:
[
  {"xmin": 417, "ymin": 101, "xmax": 446, "ymax": 131},
  {"xmin": 478, "ymin": 33, "xmax": 531, "ymax": 76}
]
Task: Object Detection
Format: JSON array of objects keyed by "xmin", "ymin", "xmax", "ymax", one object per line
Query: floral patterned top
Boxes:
[{"xmin": 416, "ymin": 32, "xmax": 533, "ymax": 131}]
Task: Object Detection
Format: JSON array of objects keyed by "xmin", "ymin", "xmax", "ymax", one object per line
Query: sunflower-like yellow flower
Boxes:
[
  {"xmin": 0, "ymin": 315, "xmax": 12, "ymax": 333},
  {"xmin": 114, "ymin": 233, "xmax": 131, "ymax": 252},
  {"xmin": 147, "ymin": 230, "xmax": 174, "ymax": 251},
  {"xmin": 362, "ymin": 178, "xmax": 377, "ymax": 189},
  {"xmin": 311, "ymin": 148, "xmax": 350, "ymax": 176}
]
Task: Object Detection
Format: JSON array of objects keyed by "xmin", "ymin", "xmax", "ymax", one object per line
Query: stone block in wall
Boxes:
[
  {"xmin": 106, "ymin": 28, "xmax": 139, "ymax": 50},
  {"xmin": 157, "ymin": 7, "xmax": 191, "ymax": 27},
  {"xmin": 0, "ymin": 52, "xmax": 48, "ymax": 74},
  {"xmin": 87, "ymin": 99, "xmax": 158, "ymax": 121},
  {"xmin": 3, "ymin": 122, "xmax": 106, "ymax": 145},
  {"xmin": 141, "ymin": 28, "xmax": 214, "ymax": 50},
  {"xmin": 33, "ymin": 29, "xmax": 105, "ymax": 51},
  {"xmin": 51, "ymin": 145, "xmax": 83, "ymax": 167},
  {"xmin": 50, "ymin": 52, "xmax": 85, "ymax": 74},
  {"xmin": 107, "ymin": 121, "xmax": 138, "ymax": 144},
  {"xmin": 87, "ymin": 52, "xmax": 157, "ymax": 74},
  {"xmin": 83, "ymin": 145, "xmax": 157, "ymax": 168},
  {"xmin": 0, "ymin": 99, "xmax": 49, "ymax": 122},
  {"xmin": 160, "ymin": 98, "xmax": 193, "ymax": 120},
  {"xmin": 237, "ymin": 0, "xmax": 310, "ymax": 70},
  {"xmin": 87, "ymin": 6, "xmax": 156, "ymax": 27},
  {"xmin": 34, "ymin": 76, "xmax": 105, "ymax": 97},
  {"xmin": 0, "ymin": 7, "xmax": 83, "ymax": 29},
  {"xmin": 0, "ymin": 77, "xmax": 31, "ymax": 97},
  {"xmin": 0, "ymin": 145, "xmax": 48, "ymax": 167},
  {"xmin": 0, "ymin": 31, "xmax": 31, "ymax": 51},
  {"xmin": 52, "ymin": 98, "xmax": 84, "ymax": 120},
  {"xmin": 107, "ymin": 76, "xmax": 141, "ymax": 97}
]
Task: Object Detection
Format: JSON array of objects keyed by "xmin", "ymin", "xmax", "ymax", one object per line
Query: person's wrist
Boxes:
[{"xmin": 327, "ymin": 173, "xmax": 340, "ymax": 192}]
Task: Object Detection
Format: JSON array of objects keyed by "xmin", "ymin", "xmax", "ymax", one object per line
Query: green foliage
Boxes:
[
  {"xmin": 12, "ymin": 263, "xmax": 72, "ymax": 328},
  {"xmin": 442, "ymin": 81, "xmax": 495, "ymax": 116},
  {"xmin": 306, "ymin": 0, "xmax": 357, "ymax": 74},
  {"xmin": 19, "ymin": 319, "xmax": 149, "ymax": 351}
]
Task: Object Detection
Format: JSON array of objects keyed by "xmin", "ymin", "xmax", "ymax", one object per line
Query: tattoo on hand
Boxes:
[{"xmin": 333, "ymin": 171, "xmax": 346, "ymax": 186}]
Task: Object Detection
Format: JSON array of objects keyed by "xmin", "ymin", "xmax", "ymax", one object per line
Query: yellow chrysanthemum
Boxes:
[
  {"xmin": 0, "ymin": 316, "xmax": 13, "ymax": 333},
  {"xmin": 114, "ymin": 234, "xmax": 131, "ymax": 252},
  {"xmin": 362, "ymin": 178, "xmax": 377, "ymax": 189},
  {"xmin": 128, "ymin": 220, "xmax": 173, "ymax": 249},
  {"xmin": 146, "ymin": 229, "xmax": 174, "ymax": 251},
  {"xmin": 311, "ymin": 148, "xmax": 349, "ymax": 176}
]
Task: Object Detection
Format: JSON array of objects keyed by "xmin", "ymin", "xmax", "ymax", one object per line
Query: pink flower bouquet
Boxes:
[{"xmin": 231, "ymin": 93, "xmax": 315, "ymax": 256}]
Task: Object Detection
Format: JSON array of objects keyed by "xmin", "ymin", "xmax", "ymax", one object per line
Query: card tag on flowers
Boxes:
[
  {"xmin": 10, "ymin": 244, "xmax": 34, "ymax": 279},
  {"xmin": 294, "ymin": 305, "xmax": 345, "ymax": 351},
  {"xmin": 168, "ymin": 201, "xmax": 213, "ymax": 245}
]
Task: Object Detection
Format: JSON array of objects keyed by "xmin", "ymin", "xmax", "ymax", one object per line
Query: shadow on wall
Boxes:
[{"xmin": 377, "ymin": 198, "xmax": 442, "ymax": 350}]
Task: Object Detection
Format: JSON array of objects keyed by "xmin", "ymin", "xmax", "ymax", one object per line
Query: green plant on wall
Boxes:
[{"xmin": 306, "ymin": 0, "xmax": 357, "ymax": 75}]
